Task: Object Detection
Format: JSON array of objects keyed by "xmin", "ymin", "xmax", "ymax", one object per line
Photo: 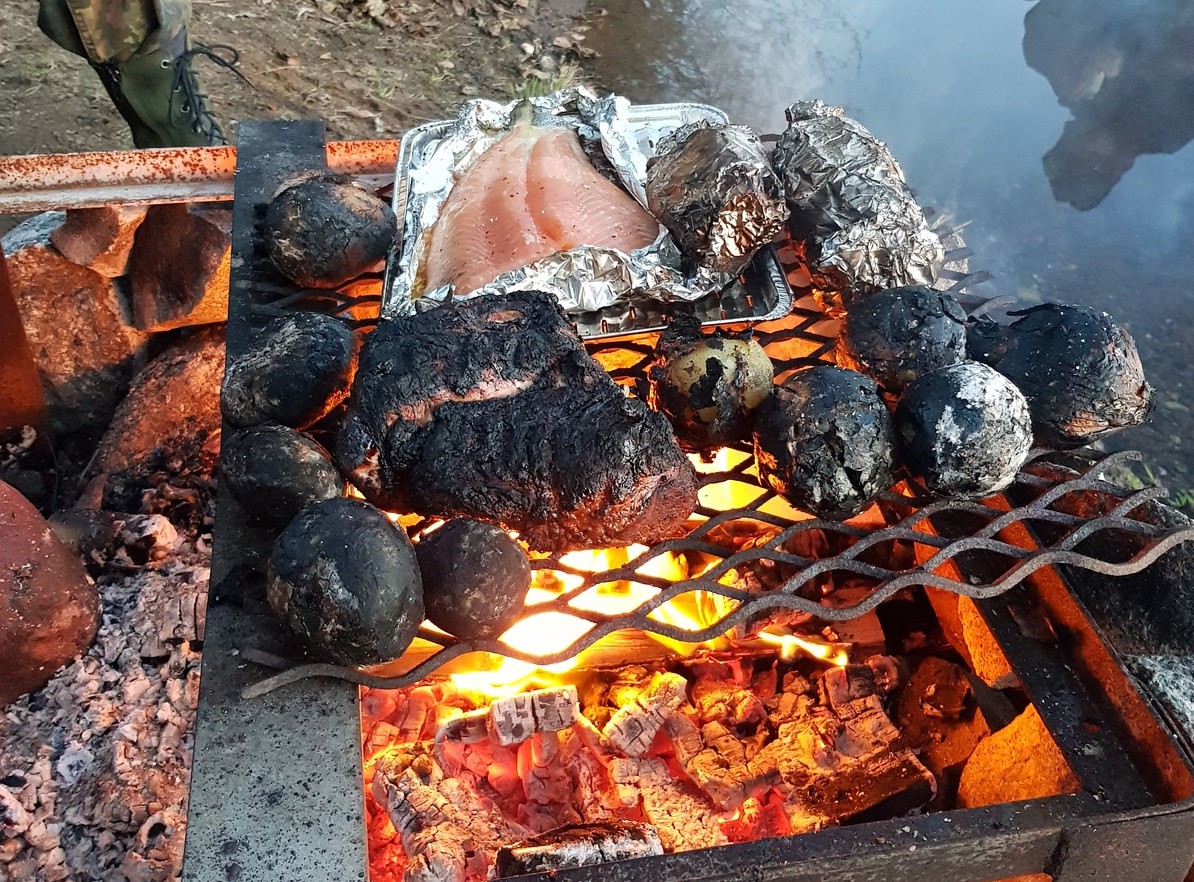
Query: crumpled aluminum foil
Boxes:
[
  {"xmin": 389, "ymin": 87, "xmax": 736, "ymax": 316},
  {"xmin": 771, "ymin": 99, "xmax": 944, "ymax": 316},
  {"xmin": 646, "ymin": 121, "xmax": 789, "ymax": 276}
]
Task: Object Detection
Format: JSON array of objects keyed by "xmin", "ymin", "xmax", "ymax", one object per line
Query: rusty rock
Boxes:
[
  {"xmin": 3, "ymin": 213, "xmax": 149, "ymax": 438},
  {"xmin": 0, "ymin": 480, "xmax": 99, "ymax": 706},
  {"xmin": 50, "ymin": 205, "xmax": 148, "ymax": 278},
  {"xmin": 128, "ymin": 204, "xmax": 231, "ymax": 333},
  {"xmin": 79, "ymin": 327, "xmax": 225, "ymax": 525},
  {"xmin": 956, "ymin": 704, "xmax": 1080, "ymax": 808}
]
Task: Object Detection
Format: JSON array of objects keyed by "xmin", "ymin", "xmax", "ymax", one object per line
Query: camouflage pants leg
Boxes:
[{"xmin": 38, "ymin": 0, "xmax": 191, "ymax": 64}]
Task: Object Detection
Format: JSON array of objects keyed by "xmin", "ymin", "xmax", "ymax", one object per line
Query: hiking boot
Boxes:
[{"xmin": 91, "ymin": 31, "xmax": 237, "ymax": 148}]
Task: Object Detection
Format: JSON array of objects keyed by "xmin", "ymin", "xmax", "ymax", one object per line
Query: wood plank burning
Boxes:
[
  {"xmin": 493, "ymin": 821, "xmax": 664, "ymax": 878},
  {"xmin": 365, "ymin": 644, "xmax": 940, "ymax": 882}
]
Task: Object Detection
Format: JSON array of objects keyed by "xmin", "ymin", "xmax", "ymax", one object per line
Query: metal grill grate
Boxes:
[{"xmin": 242, "ymin": 239, "xmax": 1194, "ymax": 696}]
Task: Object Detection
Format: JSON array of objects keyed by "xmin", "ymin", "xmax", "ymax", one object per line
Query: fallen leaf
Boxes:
[
  {"xmin": 552, "ymin": 36, "xmax": 572, "ymax": 49},
  {"xmin": 345, "ymin": 107, "xmax": 377, "ymax": 119}
]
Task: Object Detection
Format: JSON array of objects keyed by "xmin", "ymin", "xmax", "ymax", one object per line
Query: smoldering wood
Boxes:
[
  {"xmin": 607, "ymin": 757, "xmax": 730, "ymax": 852},
  {"xmin": 488, "ymin": 686, "xmax": 580, "ymax": 747},
  {"xmin": 372, "ymin": 749, "xmax": 530, "ymax": 882},
  {"xmin": 517, "ymin": 732, "xmax": 582, "ymax": 832},
  {"xmin": 435, "ymin": 708, "xmax": 489, "ymax": 745},
  {"xmin": 492, "ymin": 821, "xmax": 663, "ymax": 878},
  {"xmin": 603, "ymin": 672, "xmax": 687, "ymax": 757}
]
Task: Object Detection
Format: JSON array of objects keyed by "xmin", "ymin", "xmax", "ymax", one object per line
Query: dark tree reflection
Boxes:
[{"xmin": 1023, "ymin": 0, "xmax": 1194, "ymax": 210}]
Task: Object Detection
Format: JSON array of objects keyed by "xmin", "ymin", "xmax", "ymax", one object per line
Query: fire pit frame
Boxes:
[{"xmin": 178, "ymin": 121, "xmax": 1194, "ymax": 882}]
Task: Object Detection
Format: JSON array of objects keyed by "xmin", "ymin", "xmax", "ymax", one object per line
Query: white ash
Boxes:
[
  {"xmin": 0, "ymin": 537, "xmax": 209, "ymax": 882},
  {"xmin": 1128, "ymin": 655, "xmax": 1194, "ymax": 736}
]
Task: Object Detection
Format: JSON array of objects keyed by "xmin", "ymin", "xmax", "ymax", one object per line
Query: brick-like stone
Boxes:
[
  {"xmin": 128, "ymin": 204, "xmax": 231, "ymax": 332},
  {"xmin": 956, "ymin": 704, "xmax": 1080, "ymax": 808},
  {"xmin": 2, "ymin": 213, "xmax": 148, "ymax": 438},
  {"xmin": 0, "ymin": 480, "xmax": 99, "ymax": 705},
  {"xmin": 50, "ymin": 205, "xmax": 148, "ymax": 278},
  {"xmin": 78, "ymin": 327, "xmax": 225, "ymax": 518}
]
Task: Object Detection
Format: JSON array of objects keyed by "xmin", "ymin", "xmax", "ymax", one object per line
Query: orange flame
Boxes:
[{"xmin": 758, "ymin": 629, "xmax": 851, "ymax": 667}]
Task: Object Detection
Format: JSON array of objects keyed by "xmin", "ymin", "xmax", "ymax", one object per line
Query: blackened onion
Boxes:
[
  {"xmin": 220, "ymin": 424, "xmax": 345, "ymax": 528},
  {"xmin": 649, "ymin": 314, "xmax": 774, "ymax": 452},
  {"xmin": 263, "ymin": 172, "xmax": 396, "ymax": 289},
  {"xmin": 837, "ymin": 285, "xmax": 968, "ymax": 393},
  {"xmin": 268, "ymin": 498, "xmax": 423, "ymax": 666},
  {"xmin": 415, "ymin": 519, "xmax": 530, "ymax": 640},
  {"xmin": 967, "ymin": 304, "xmax": 1153, "ymax": 448},
  {"xmin": 753, "ymin": 366, "xmax": 895, "ymax": 520},
  {"xmin": 221, "ymin": 311, "xmax": 356, "ymax": 430},
  {"xmin": 895, "ymin": 362, "xmax": 1033, "ymax": 499}
]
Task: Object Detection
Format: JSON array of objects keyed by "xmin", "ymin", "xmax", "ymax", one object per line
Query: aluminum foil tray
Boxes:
[{"xmin": 381, "ymin": 102, "xmax": 794, "ymax": 339}]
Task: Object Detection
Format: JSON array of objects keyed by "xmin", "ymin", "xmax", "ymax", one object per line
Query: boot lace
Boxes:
[{"xmin": 169, "ymin": 44, "xmax": 251, "ymax": 142}]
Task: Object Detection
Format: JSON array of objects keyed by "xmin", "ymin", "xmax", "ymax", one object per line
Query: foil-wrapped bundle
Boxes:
[
  {"xmin": 646, "ymin": 121, "xmax": 789, "ymax": 277},
  {"xmin": 387, "ymin": 88, "xmax": 739, "ymax": 318},
  {"xmin": 771, "ymin": 99, "xmax": 944, "ymax": 316}
]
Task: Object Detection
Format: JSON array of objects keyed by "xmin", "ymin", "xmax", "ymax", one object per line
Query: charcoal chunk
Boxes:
[
  {"xmin": 336, "ymin": 292, "xmax": 697, "ymax": 552},
  {"xmin": 968, "ymin": 303, "xmax": 1153, "ymax": 448},
  {"xmin": 221, "ymin": 424, "xmax": 345, "ymax": 528},
  {"xmin": 415, "ymin": 519, "xmax": 529, "ymax": 640},
  {"xmin": 753, "ymin": 366, "xmax": 895, "ymax": 520},
  {"xmin": 895, "ymin": 362, "xmax": 1032, "ymax": 499},
  {"xmin": 221, "ymin": 311, "xmax": 356, "ymax": 430},
  {"xmin": 268, "ymin": 498, "xmax": 423, "ymax": 666}
]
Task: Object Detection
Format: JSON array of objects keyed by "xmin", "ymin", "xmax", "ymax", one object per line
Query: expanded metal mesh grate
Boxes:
[{"xmin": 241, "ymin": 233, "xmax": 1194, "ymax": 696}]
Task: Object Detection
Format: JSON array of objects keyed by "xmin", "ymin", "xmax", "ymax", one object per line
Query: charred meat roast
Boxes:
[{"xmin": 335, "ymin": 291, "xmax": 698, "ymax": 552}]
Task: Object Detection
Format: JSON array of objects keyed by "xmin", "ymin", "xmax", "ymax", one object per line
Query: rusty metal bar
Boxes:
[{"xmin": 0, "ymin": 140, "xmax": 399, "ymax": 213}]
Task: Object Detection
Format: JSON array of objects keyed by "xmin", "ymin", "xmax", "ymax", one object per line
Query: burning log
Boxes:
[
  {"xmin": 372, "ymin": 746, "xmax": 529, "ymax": 882},
  {"xmin": 492, "ymin": 821, "xmax": 664, "ymax": 878},
  {"xmin": 517, "ymin": 732, "xmax": 582, "ymax": 832},
  {"xmin": 603, "ymin": 672, "xmax": 688, "ymax": 757},
  {"xmin": 751, "ymin": 661, "xmax": 936, "ymax": 824},
  {"xmin": 608, "ymin": 757, "xmax": 731, "ymax": 851},
  {"xmin": 488, "ymin": 686, "xmax": 580, "ymax": 747}
]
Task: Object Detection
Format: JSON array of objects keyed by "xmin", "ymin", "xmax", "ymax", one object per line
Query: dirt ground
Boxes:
[{"xmin": 0, "ymin": 0, "xmax": 592, "ymax": 157}]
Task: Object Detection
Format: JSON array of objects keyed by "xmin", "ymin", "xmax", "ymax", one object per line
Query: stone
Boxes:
[
  {"xmin": 128, "ymin": 204, "xmax": 231, "ymax": 332},
  {"xmin": 0, "ymin": 480, "xmax": 100, "ymax": 706},
  {"xmin": 895, "ymin": 656, "xmax": 992, "ymax": 804},
  {"xmin": 956, "ymin": 704, "xmax": 1080, "ymax": 808},
  {"xmin": 3, "ymin": 213, "xmax": 149, "ymax": 438},
  {"xmin": 77, "ymin": 328, "xmax": 225, "ymax": 523},
  {"xmin": 925, "ymin": 588, "xmax": 1020, "ymax": 690},
  {"xmin": 50, "ymin": 205, "xmax": 148, "ymax": 278}
]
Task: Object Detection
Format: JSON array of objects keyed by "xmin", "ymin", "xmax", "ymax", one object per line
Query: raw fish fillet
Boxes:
[{"xmin": 424, "ymin": 112, "xmax": 661, "ymax": 296}]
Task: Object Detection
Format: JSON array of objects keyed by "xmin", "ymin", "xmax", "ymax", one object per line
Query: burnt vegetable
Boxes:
[
  {"xmin": 415, "ymin": 519, "xmax": 530, "ymax": 640},
  {"xmin": 268, "ymin": 497, "xmax": 424, "ymax": 666},
  {"xmin": 895, "ymin": 362, "xmax": 1033, "ymax": 499},
  {"xmin": 220, "ymin": 424, "xmax": 345, "ymax": 528},
  {"xmin": 649, "ymin": 313, "xmax": 774, "ymax": 452},
  {"xmin": 263, "ymin": 171, "xmax": 396, "ymax": 289},
  {"xmin": 837, "ymin": 285, "xmax": 968, "ymax": 393},
  {"xmin": 753, "ymin": 366, "xmax": 895, "ymax": 520},
  {"xmin": 221, "ymin": 310, "xmax": 356, "ymax": 430},
  {"xmin": 968, "ymin": 303, "xmax": 1153, "ymax": 448}
]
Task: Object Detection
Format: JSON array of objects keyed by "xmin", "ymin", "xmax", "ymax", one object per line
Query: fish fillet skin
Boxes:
[{"xmin": 424, "ymin": 120, "xmax": 660, "ymax": 296}]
